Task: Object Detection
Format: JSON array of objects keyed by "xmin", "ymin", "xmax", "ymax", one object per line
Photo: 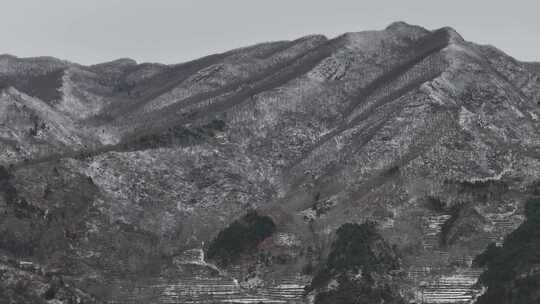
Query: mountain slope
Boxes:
[
  {"xmin": 0, "ymin": 22, "xmax": 539, "ymax": 303},
  {"xmin": 473, "ymin": 199, "xmax": 540, "ymax": 304},
  {"xmin": 524, "ymin": 61, "xmax": 540, "ymax": 75}
]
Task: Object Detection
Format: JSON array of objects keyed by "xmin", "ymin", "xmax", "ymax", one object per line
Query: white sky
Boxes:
[{"xmin": 2, "ymin": 0, "xmax": 539, "ymax": 64}]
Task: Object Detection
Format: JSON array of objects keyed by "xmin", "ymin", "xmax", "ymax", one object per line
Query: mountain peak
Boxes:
[
  {"xmin": 385, "ymin": 21, "xmax": 429, "ymax": 34},
  {"xmin": 436, "ymin": 26, "xmax": 465, "ymax": 44},
  {"xmin": 0, "ymin": 53, "xmax": 17, "ymax": 60},
  {"xmin": 91, "ymin": 57, "xmax": 138, "ymax": 68},
  {"xmin": 385, "ymin": 22, "xmax": 465, "ymax": 45}
]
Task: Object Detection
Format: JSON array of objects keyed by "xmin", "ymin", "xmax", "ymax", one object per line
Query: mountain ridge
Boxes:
[{"xmin": 1, "ymin": 22, "xmax": 540, "ymax": 303}]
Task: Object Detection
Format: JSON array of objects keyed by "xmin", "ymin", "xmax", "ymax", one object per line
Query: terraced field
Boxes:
[{"xmin": 106, "ymin": 276, "xmax": 308, "ymax": 304}]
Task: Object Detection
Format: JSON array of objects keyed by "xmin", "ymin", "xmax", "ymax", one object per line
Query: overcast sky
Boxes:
[{"xmin": 3, "ymin": 0, "xmax": 539, "ymax": 65}]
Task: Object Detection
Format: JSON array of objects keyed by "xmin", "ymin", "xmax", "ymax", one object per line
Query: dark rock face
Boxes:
[{"xmin": 0, "ymin": 22, "xmax": 539, "ymax": 303}]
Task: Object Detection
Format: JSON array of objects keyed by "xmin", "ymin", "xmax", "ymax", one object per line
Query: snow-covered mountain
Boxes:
[{"xmin": 1, "ymin": 22, "xmax": 540, "ymax": 303}]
